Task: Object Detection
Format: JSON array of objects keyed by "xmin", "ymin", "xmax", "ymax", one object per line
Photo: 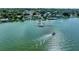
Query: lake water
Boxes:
[{"xmin": 0, "ymin": 18, "xmax": 79, "ymax": 51}]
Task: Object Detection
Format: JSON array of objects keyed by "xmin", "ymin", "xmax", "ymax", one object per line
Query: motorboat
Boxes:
[{"xmin": 52, "ymin": 32, "xmax": 56, "ymax": 36}]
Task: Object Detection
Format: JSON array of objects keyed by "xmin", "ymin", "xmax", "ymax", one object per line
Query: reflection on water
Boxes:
[{"xmin": 0, "ymin": 18, "xmax": 79, "ymax": 50}]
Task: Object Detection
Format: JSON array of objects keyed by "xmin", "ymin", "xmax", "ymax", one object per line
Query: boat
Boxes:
[
  {"xmin": 52, "ymin": 32, "xmax": 56, "ymax": 36},
  {"xmin": 38, "ymin": 20, "xmax": 44, "ymax": 27}
]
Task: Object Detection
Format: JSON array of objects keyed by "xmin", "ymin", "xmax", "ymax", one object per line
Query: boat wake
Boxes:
[{"xmin": 35, "ymin": 30, "xmax": 66, "ymax": 51}]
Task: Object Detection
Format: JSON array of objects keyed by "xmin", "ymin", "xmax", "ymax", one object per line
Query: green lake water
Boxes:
[{"xmin": 0, "ymin": 18, "xmax": 79, "ymax": 51}]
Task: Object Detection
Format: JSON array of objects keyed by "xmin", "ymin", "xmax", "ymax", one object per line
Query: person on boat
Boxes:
[{"xmin": 52, "ymin": 32, "xmax": 56, "ymax": 36}]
